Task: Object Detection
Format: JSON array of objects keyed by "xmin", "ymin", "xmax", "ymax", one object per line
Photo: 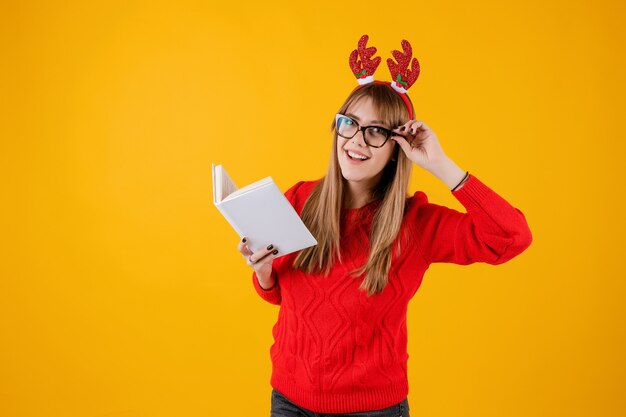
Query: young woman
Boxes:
[{"xmin": 237, "ymin": 36, "xmax": 533, "ymax": 417}]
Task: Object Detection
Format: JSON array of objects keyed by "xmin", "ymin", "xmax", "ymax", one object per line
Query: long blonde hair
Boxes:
[{"xmin": 292, "ymin": 83, "xmax": 415, "ymax": 296}]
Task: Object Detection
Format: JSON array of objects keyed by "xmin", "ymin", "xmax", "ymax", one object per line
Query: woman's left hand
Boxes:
[{"xmin": 391, "ymin": 120, "xmax": 448, "ymax": 171}]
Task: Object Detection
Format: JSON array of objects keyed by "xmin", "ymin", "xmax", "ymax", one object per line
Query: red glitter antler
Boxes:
[
  {"xmin": 386, "ymin": 39, "xmax": 420, "ymax": 94},
  {"xmin": 349, "ymin": 34, "xmax": 381, "ymax": 85}
]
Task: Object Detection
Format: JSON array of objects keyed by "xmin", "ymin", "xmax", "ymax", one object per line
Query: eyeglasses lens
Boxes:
[{"xmin": 336, "ymin": 116, "xmax": 388, "ymax": 147}]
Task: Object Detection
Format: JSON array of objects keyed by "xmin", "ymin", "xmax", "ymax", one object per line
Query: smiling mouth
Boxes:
[{"xmin": 345, "ymin": 150, "xmax": 369, "ymax": 161}]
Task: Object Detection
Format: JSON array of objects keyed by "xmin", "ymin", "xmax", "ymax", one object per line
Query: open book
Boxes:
[{"xmin": 212, "ymin": 163, "xmax": 318, "ymax": 257}]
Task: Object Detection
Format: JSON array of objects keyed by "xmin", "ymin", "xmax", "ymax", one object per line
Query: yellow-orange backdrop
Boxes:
[{"xmin": 2, "ymin": 1, "xmax": 625, "ymax": 416}]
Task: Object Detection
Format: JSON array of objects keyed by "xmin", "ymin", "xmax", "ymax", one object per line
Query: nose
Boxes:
[{"xmin": 351, "ymin": 129, "xmax": 367, "ymax": 146}]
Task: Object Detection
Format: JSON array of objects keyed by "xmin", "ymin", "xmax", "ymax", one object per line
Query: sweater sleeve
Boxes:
[
  {"xmin": 252, "ymin": 269, "xmax": 282, "ymax": 305},
  {"xmin": 251, "ymin": 180, "xmax": 307, "ymax": 305},
  {"xmin": 414, "ymin": 174, "xmax": 533, "ymax": 265}
]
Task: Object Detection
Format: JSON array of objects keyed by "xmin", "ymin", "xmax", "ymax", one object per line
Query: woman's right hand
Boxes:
[{"xmin": 238, "ymin": 237, "xmax": 280, "ymax": 289}]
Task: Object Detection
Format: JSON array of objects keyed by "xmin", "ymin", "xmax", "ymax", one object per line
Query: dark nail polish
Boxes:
[
  {"xmin": 242, "ymin": 237, "xmax": 247, "ymax": 243},
  {"xmin": 267, "ymin": 244, "xmax": 273, "ymax": 250},
  {"xmin": 272, "ymin": 249, "xmax": 278, "ymax": 255}
]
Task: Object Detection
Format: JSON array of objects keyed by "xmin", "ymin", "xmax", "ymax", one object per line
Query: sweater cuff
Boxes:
[
  {"xmin": 252, "ymin": 270, "xmax": 281, "ymax": 305},
  {"xmin": 450, "ymin": 174, "xmax": 492, "ymax": 209}
]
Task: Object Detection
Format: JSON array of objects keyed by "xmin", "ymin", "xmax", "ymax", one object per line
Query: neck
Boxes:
[{"xmin": 343, "ymin": 177, "xmax": 380, "ymax": 209}]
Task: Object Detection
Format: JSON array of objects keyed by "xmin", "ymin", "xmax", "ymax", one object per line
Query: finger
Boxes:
[
  {"xmin": 407, "ymin": 121, "xmax": 422, "ymax": 134},
  {"xmin": 248, "ymin": 251, "xmax": 279, "ymax": 267},
  {"xmin": 239, "ymin": 244, "xmax": 253, "ymax": 257},
  {"xmin": 248, "ymin": 250, "xmax": 279, "ymax": 266},
  {"xmin": 393, "ymin": 123, "xmax": 411, "ymax": 134},
  {"xmin": 403, "ymin": 120, "xmax": 424, "ymax": 135},
  {"xmin": 391, "ymin": 134, "xmax": 414, "ymax": 153},
  {"xmin": 412, "ymin": 120, "xmax": 429, "ymax": 134},
  {"xmin": 238, "ymin": 237, "xmax": 253, "ymax": 257},
  {"xmin": 256, "ymin": 249, "xmax": 280, "ymax": 265},
  {"xmin": 249, "ymin": 244, "xmax": 277, "ymax": 263},
  {"xmin": 253, "ymin": 252, "xmax": 272, "ymax": 264}
]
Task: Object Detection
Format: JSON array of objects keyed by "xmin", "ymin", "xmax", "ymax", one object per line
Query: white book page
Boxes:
[
  {"xmin": 224, "ymin": 177, "xmax": 273, "ymax": 201},
  {"xmin": 219, "ymin": 165, "xmax": 238, "ymax": 201}
]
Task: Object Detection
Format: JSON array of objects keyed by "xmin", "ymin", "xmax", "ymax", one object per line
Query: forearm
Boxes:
[
  {"xmin": 427, "ymin": 156, "xmax": 468, "ymax": 191},
  {"xmin": 257, "ymin": 269, "xmax": 277, "ymax": 290}
]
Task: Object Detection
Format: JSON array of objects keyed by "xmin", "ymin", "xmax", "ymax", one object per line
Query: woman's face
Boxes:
[{"xmin": 336, "ymin": 97, "xmax": 397, "ymax": 183}]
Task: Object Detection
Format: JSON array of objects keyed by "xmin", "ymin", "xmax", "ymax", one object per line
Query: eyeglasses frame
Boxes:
[{"xmin": 334, "ymin": 113, "xmax": 396, "ymax": 148}]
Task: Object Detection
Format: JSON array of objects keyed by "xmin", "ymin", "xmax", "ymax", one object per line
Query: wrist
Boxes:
[
  {"xmin": 451, "ymin": 171, "xmax": 469, "ymax": 191},
  {"xmin": 257, "ymin": 270, "xmax": 277, "ymax": 290},
  {"xmin": 427, "ymin": 156, "xmax": 467, "ymax": 190},
  {"xmin": 259, "ymin": 278, "xmax": 276, "ymax": 291}
]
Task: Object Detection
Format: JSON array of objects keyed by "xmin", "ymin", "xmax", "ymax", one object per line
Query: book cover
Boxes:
[{"xmin": 212, "ymin": 163, "xmax": 317, "ymax": 257}]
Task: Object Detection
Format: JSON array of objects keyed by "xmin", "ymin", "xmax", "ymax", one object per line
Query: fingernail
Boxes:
[
  {"xmin": 242, "ymin": 237, "xmax": 247, "ymax": 243},
  {"xmin": 267, "ymin": 244, "xmax": 273, "ymax": 250},
  {"xmin": 272, "ymin": 249, "xmax": 278, "ymax": 255}
]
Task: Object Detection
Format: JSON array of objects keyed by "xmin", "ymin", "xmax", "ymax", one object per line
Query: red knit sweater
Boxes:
[{"xmin": 252, "ymin": 174, "xmax": 532, "ymax": 413}]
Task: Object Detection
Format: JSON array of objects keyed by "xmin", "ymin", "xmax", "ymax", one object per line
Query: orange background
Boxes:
[{"xmin": 2, "ymin": 1, "xmax": 625, "ymax": 416}]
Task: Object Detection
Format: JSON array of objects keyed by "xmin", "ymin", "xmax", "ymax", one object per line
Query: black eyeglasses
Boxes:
[{"xmin": 334, "ymin": 114, "xmax": 395, "ymax": 148}]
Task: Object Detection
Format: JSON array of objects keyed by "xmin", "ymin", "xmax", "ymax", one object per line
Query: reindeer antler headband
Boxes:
[{"xmin": 349, "ymin": 34, "xmax": 420, "ymax": 120}]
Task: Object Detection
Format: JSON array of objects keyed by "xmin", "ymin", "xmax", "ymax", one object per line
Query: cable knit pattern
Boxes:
[{"xmin": 251, "ymin": 174, "xmax": 533, "ymax": 413}]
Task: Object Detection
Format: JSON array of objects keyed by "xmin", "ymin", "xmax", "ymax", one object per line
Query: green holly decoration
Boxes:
[
  {"xmin": 355, "ymin": 69, "xmax": 367, "ymax": 77},
  {"xmin": 396, "ymin": 74, "xmax": 408, "ymax": 87}
]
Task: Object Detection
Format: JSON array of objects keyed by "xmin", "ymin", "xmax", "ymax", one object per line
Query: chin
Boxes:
[
  {"xmin": 341, "ymin": 172, "xmax": 365, "ymax": 182},
  {"xmin": 339, "ymin": 165, "xmax": 371, "ymax": 181}
]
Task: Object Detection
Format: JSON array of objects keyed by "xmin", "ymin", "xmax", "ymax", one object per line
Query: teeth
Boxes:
[{"xmin": 347, "ymin": 151, "xmax": 368, "ymax": 160}]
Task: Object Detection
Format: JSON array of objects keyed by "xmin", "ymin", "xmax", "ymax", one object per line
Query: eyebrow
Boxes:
[{"xmin": 345, "ymin": 113, "xmax": 386, "ymax": 126}]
